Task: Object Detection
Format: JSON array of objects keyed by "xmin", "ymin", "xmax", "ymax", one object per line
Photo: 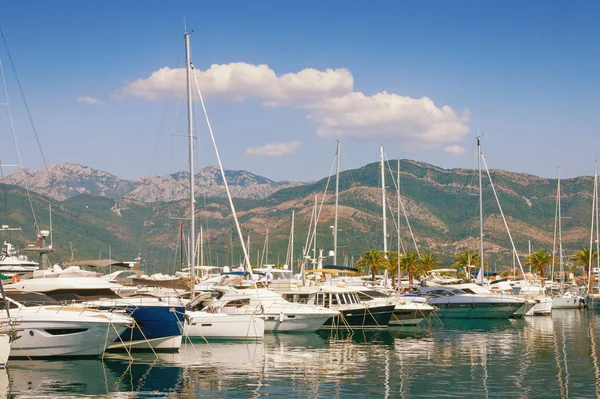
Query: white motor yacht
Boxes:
[
  {"xmin": 418, "ymin": 286, "xmax": 525, "ymax": 319},
  {"xmin": 206, "ymin": 286, "xmax": 339, "ymax": 333},
  {"xmin": 0, "ymin": 241, "xmax": 39, "ymax": 276},
  {"xmin": 277, "ymin": 285, "xmax": 395, "ymax": 330},
  {"xmin": 352, "ymin": 287, "xmax": 435, "ymax": 326},
  {"xmin": 183, "ymin": 293, "xmax": 265, "ymax": 341},
  {"xmin": 1, "ymin": 291, "xmax": 132, "ymax": 358},
  {"xmin": 6, "ymin": 277, "xmax": 185, "ymax": 351}
]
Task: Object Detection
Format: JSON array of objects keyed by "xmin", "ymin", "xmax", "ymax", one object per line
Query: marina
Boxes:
[{"xmin": 1, "ymin": 2, "xmax": 600, "ymax": 398}]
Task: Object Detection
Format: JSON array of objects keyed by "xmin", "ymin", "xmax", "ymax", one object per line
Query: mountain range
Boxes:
[
  {"xmin": 0, "ymin": 160, "xmax": 596, "ymax": 275},
  {"xmin": 0, "ymin": 163, "xmax": 302, "ymax": 202}
]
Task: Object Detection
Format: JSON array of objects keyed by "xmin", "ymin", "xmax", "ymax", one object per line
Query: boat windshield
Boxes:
[
  {"xmin": 2, "ymin": 291, "xmax": 61, "ymax": 307},
  {"xmin": 425, "ymin": 288, "xmax": 465, "ymax": 297}
]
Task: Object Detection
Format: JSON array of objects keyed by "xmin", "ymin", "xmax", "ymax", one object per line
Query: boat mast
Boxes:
[
  {"xmin": 590, "ymin": 163, "xmax": 598, "ymax": 294},
  {"xmin": 333, "ymin": 140, "xmax": 341, "ymax": 265},
  {"xmin": 290, "ymin": 210, "xmax": 295, "ymax": 270},
  {"xmin": 313, "ymin": 194, "xmax": 318, "ymax": 269},
  {"xmin": 185, "ymin": 31, "xmax": 196, "ymax": 299},
  {"xmin": 596, "ymin": 161, "xmax": 600, "ymax": 293},
  {"xmin": 397, "ymin": 158, "xmax": 401, "ymax": 291},
  {"xmin": 558, "ymin": 167, "xmax": 564, "ymax": 291},
  {"xmin": 381, "ymin": 145, "xmax": 388, "ymax": 257},
  {"xmin": 477, "ymin": 135, "xmax": 484, "ymax": 283}
]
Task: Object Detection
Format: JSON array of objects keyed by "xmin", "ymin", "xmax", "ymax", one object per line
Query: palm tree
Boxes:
[
  {"xmin": 570, "ymin": 247, "xmax": 598, "ymax": 290},
  {"xmin": 386, "ymin": 251, "xmax": 400, "ymax": 289},
  {"xmin": 355, "ymin": 249, "xmax": 389, "ymax": 281},
  {"xmin": 418, "ymin": 252, "xmax": 443, "ymax": 276},
  {"xmin": 452, "ymin": 250, "xmax": 481, "ymax": 280},
  {"xmin": 525, "ymin": 249, "xmax": 552, "ymax": 287},
  {"xmin": 400, "ymin": 251, "xmax": 420, "ymax": 287}
]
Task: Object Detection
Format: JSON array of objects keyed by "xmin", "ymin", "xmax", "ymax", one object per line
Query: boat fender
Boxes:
[
  {"xmin": 279, "ymin": 312, "xmax": 284, "ymax": 323},
  {"xmin": 11, "ymin": 274, "xmax": 20, "ymax": 284}
]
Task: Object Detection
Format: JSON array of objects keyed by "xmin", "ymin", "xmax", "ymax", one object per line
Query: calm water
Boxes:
[{"xmin": 2, "ymin": 310, "xmax": 600, "ymax": 398}]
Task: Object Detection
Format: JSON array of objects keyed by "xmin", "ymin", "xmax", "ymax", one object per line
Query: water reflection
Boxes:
[{"xmin": 3, "ymin": 312, "xmax": 600, "ymax": 398}]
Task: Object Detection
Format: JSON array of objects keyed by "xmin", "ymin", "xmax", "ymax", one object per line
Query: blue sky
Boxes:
[{"xmin": 0, "ymin": 1, "xmax": 599, "ymax": 182}]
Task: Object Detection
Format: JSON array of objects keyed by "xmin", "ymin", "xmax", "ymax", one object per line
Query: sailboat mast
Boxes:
[
  {"xmin": 477, "ymin": 136, "xmax": 484, "ymax": 281},
  {"xmin": 596, "ymin": 161, "xmax": 600, "ymax": 293},
  {"xmin": 290, "ymin": 210, "xmax": 295, "ymax": 270},
  {"xmin": 333, "ymin": 140, "xmax": 340, "ymax": 265},
  {"xmin": 381, "ymin": 145, "xmax": 388, "ymax": 256},
  {"xmin": 185, "ymin": 32, "xmax": 196, "ymax": 297},
  {"xmin": 558, "ymin": 167, "xmax": 564, "ymax": 289},
  {"xmin": 397, "ymin": 159, "xmax": 401, "ymax": 290},
  {"xmin": 313, "ymin": 195, "xmax": 318, "ymax": 269},
  {"xmin": 590, "ymin": 163, "xmax": 597, "ymax": 294}
]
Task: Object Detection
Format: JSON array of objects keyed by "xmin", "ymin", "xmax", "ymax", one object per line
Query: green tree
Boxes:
[
  {"xmin": 525, "ymin": 249, "xmax": 552, "ymax": 287},
  {"xmin": 418, "ymin": 252, "xmax": 443, "ymax": 276},
  {"xmin": 570, "ymin": 247, "xmax": 598, "ymax": 290},
  {"xmin": 400, "ymin": 251, "xmax": 420, "ymax": 287},
  {"xmin": 355, "ymin": 249, "xmax": 389, "ymax": 281},
  {"xmin": 387, "ymin": 251, "xmax": 401, "ymax": 288},
  {"xmin": 452, "ymin": 250, "xmax": 481, "ymax": 280}
]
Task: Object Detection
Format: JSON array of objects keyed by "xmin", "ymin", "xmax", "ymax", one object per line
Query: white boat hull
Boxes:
[
  {"xmin": 512, "ymin": 301, "xmax": 536, "ymax": 317},
  {"xmin": 526, "ymin": 297, "xmax": 553, "ymax": 316},
  {"xmin": 264, "ymin": 313, "xmax": 331, "ymax": 333},
  {"xmin": 184, "ymin": 312, "xmax": 264, "ymax": 341},
  {"xmin": 389, "ymin": 303, "xmax": 435, "ymax": 326},
  {"xmin": 9, "ymin": 318, "xmax": 127, "ymax": 358},
  {"xmin": 0, "ymin": 335, "xmax": 10, "ymax": 368},
  {"xmin": 552, "ymin": 295, "xmax": 586, "ymax": 309}
]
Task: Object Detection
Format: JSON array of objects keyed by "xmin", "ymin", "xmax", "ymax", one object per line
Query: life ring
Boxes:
[{"xmin": 11, "ymin": 274, "xmax": 21, "ymax": 284}]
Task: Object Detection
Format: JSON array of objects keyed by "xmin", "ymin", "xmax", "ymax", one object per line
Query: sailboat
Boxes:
[
  {"xmin": 175, "ymin": 30, "xmax": 265, "ymax": 341},
  {"xmin": 474, "ymin": 136, "xmax": 551, "ymax": 316},
  {"xmin": 551, "ymin": 167, "xmax": 586, "ymax": 309}
]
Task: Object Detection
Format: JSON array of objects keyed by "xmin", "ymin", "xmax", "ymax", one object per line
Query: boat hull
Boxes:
[
  {"xmin": 526, "ymin": 297, "xmax": 553, "ymax": 316},
  {"xmin": 8, "ymin": 318, "xmax": 127, "ymax": 358},
  {"xmin": 184, "ymin": 312, "xmax": 264, "ymax": 341},
  {"xmin": 429, "ymin": 301, "xmax": 521, "ymax": 319},
  {"xmin": 552, "ymin": 295, "xmax": 586, "ymax": 309},
  {"xmin": 389, "ymin": 305, "xmax": 435, "ymax": 326},
  {"xmin": 264, "ymin": 313, "xmax": 332, "ymax": 333},
  {"xmin": 95, "ymin": 304, "xmax": 184, "ymax": 352},
  {"xmin": 320, "ymin": 305, "xmax": 395, "ymax": 330}
]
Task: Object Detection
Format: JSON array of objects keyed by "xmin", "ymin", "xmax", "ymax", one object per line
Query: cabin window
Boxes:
[
  {"xmin": 331, "ymin": 295, "xmax": 339, "ymax": 305},
  {"xmin": 357, "ymin": 292, "xmax": 372, "ymax": 301},
  {"xmin": 317, "ymin": 293, "xmax": 327, "ymax": 306},
  {"xmin": 224, "ymin": 299, "xmax": 250, "ymax": 308},
  {"xmin": 44, "ymin": 328, "xmax": 88, "ymax": 335},
  {"xmin": 296, "ymin": 294, "xmax": 309, "ymax": 304},
  {"xmin": 339, "ymin": 294, "xmax": 347, "ymax": 305}
]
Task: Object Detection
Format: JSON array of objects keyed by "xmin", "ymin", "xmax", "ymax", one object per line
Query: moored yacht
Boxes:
[
  {"xmin": 417, "ymin": 286, "xmax": 525, "ymax": 319},
  {"xmin": 183, "ymin": 293, "xmax": 265, "ymax": 341},
  {"xmin": 278, "ymin": 285, "xmax": 395, "ymax": 330},
  {"xmin": 6, "ymin": 276, "xmax": 185, "ymax": 351},
  {"xmin": 352, "ymin": 287, "xmax": 436, "ymax": 326},
  {"xmin": 206, "ymin": 286, "xmax": 339, "ymax": 333},
  {"xmin": 1, "ymin": 291, "xmax": 132, "ymax": 358}
]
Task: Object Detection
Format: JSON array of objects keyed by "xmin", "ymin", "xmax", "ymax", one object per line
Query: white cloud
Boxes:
[
  {"xmin": 116, "ymin": 62, "xmax": 470, "ymax": 148},
  {"xmin": 308, "ymin": 91, "xmax": 470, "ymax": 147},
  {"xmin": 76, "ymin": 96, "xmax": 104, "ymax": 105},
  {"xmin": 115, "ymin": 63, "xmax": 353, "ymax": 106},
  {"xmin": 444, "ymin": 144, "xmax": 466, "ymax": 155},
  {"xmin": 245, "ymin": 141, "xmax": 301, "ymax": 157}
]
